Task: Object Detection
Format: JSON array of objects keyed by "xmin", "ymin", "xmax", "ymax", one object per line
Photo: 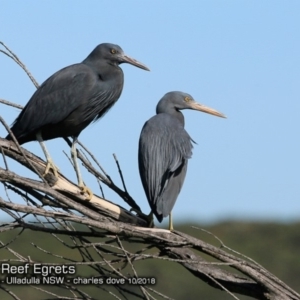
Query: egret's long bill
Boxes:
[{"xmin": 189, "ymin": 102, "xmax": 226, "ymax": 118}]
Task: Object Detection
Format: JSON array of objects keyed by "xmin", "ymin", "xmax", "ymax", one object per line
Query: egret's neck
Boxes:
[
  {"xmin": 157, "ymin": 107, "xmax": 185, "ymax": 127},
  {"xmin": 83, "ymin": 59, "xmax": 123, "ymax": 82}
]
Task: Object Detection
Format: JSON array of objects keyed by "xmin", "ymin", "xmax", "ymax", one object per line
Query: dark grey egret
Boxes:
[
  {"xmin": 138, "ymin": 91, "xmax": 225, "ymax": 230},
  {"xmin": 6, "ymin": 43, "xmax": 149, "ymax": 199}
]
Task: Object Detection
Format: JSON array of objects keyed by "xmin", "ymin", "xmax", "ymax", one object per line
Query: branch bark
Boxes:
[
  {"xmin": 0, "ymin": 40, "xmax": 299, "ymax": 300},
  {"xmin": 0, "ymin": 138, "xmax": 299, "ymax": 299}
]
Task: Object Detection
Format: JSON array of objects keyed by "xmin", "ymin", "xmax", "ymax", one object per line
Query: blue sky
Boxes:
[{"xmin": 1, "ymin": 1, "xmax": 299, "ymax": 226}]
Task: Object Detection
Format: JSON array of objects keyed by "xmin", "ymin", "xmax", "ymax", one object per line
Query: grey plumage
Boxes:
[
  {"xmin": 6, "ymin": 43, "xmax": 149, "ymax": 198},
  {"xmin": 139, "ymin": 112, "xmax": 192, "ymax": 222},
  {"xmin": 6, "ymin": 43, "xmax": 149, "ymax": 144},
  {"xmin": 138, "ymin": 91, "xmax": 225, "ymax": 229}
]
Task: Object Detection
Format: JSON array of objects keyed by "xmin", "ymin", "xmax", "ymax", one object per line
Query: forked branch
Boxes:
[{"xmin": 0, "ymin": 40, "xmax": 299, "ymax": 300}]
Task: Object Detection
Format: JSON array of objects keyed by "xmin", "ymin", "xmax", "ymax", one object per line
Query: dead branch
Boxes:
[{"xmin": 0, "ymin": 40, "xmax": 299, "ymax": 300}]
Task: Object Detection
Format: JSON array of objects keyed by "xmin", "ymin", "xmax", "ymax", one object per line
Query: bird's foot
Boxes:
[
  {"xmin": 79, "ymin": 184, "xmax": 93, "ymax": 200},
  {"xmin": 43, "ymin": 161, "xmax": 59, "ymax": 178}
]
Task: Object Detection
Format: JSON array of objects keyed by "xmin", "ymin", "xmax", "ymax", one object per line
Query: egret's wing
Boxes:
[
  {"xmin": 138, "ymin": 113, "xmax": 193, "ymax": 221},
  {"xmin": 7, "ymin": 64, "xmax": 99, "ymax": 141}
]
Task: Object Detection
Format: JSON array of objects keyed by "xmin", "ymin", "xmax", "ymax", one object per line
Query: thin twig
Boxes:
[
  {"xmin": 0, "ymin": 41, "xmax": 39, "ymax": 88},
  {"xmin": 77, "ymin": 139, "xmax": 110, "ymax": 181},
  {"xmin": 113, "ymin": 153, "xmax": 128, "ymax": 193},
  {"xmin": 0, "ymin": 98, "xmax": 23, "ymax": 109},
  {"xmin": 0, "ymin": 116, "xmax": 47, "ymax": 183},
  {"xmin": 0, "ymin": 285, "xmax": 21, "ymax": 300}
]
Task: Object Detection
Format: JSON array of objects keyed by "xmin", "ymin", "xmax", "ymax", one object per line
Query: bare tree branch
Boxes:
[{"xmin": 0, "ymin": 40, "xmax": 299, "ymax": 300}]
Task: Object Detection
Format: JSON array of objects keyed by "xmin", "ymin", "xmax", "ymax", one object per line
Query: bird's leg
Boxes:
[
  {"xmin": 169, "ymin": 212, "xmax": 174, "ymax": 231},
  {"xmin": 71, "ymin": 137, "xmax": 93, "ymax": 200},
  {"xmin": 148, "ymin": 212, "xmax": 154, "ymax": 228},
  {"xmin": 36, "ymin": 131, "xmax": 59, "ymax": 178}
]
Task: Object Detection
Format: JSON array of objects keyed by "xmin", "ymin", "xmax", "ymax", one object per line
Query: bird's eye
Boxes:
[
  {"xmin": 110, "ymin": 48, "xmax": 116, "ymax": 54},
  {"xmin": 184, "ymin": 96, "xmax": 190, "ymax": 102}
]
